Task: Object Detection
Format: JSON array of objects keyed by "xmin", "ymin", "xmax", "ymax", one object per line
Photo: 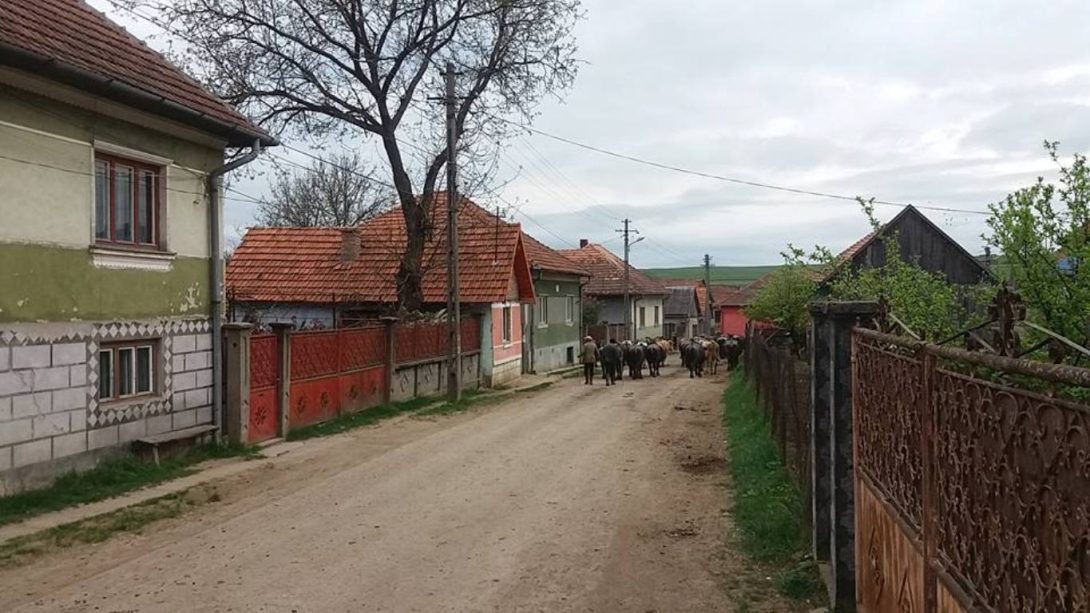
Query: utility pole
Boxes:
[
  {"xmin": 703, "ymin": 254, "xmax": 712, "ymax": 336},
  {"xmin": 616, "ymin": 219, "xmax": 640, "ymax": 341},
  {"xmin": 444, "ymin": 62, "xmax": 462, "ymax": 402}
]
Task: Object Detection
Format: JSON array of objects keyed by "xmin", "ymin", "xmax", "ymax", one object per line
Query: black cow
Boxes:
[
  {"xmin": 679, "ymin": 338, "xmax": 705, "ymax": 378},
  {"xmin": 623, "ymin": 342, "xmax": 645, "ymax": 380},
  {"xmin": 643, "ymin": 342, "xmax": 665, "ymax": 377},
  {"xmin": 600, "ymin": 340, "xmax": 624, "ymax": 386}
]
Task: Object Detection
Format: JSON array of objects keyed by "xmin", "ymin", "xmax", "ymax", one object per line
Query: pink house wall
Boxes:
[
  {"xmin": 491, "ymin": 302, "xmax": 523, "ymax": 363},
  {"xmin": 720, "ymin": 306, "xmax": 749, "ymax": 336}
]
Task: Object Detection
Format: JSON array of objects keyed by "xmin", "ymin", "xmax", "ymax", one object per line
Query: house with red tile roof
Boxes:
[
  {"xmin": 0, "ymin": 0, "xmax": 275, "ymax": 489},
  {"xmin": 227, "ymin": 198, "xmax": 537, "ymax": 387},
  {"xmin": 557, "ymin": 241, "xmax": 666, "ymax": 341},
  {"xmin": 522, "ymin": 234, "xmax": 588, "ymax": 373}
]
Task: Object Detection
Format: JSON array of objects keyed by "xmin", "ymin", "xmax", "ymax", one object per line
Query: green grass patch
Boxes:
[
  {"xmin": 286, "ymin": 395, "xmax": 440, "ymax": 441},
  {"xmin": 415, "ymin": 388, "xmax": 501, "ymax": 417},
  {"xmin": 0, "ymin": 486, "xmax": 221, "ymax": 568},
  {"xmin": 0, "ymin": 442, "xmax": 257, "ymax": 528},
  {"xmin": 722, "ymin": 370, "xmax": 824, "ymax": 603}
]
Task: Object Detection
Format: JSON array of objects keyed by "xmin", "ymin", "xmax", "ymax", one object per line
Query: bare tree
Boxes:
[
  {"xmin": 258, "ymin": 152, "xmax": 390, "ymax": 226},
  {"xmin": 145, "ymin": 0, "xmax": 582, "ymax": 311}
]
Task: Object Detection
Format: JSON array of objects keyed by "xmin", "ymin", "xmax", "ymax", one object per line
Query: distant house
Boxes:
[
  {"xmin": 0, "ymin": 1, "xmax": 275, "ymax": 490},
  {"xmin": 521, "ymin": 234, "xmax": 588, "ymax": 373},
  {"xmin": 824, "ymin": 205, "xmax": 990, "ymax": 286},
  {"xmin": 663, "ymin": 286, "xmax": 700, "ymax": 340},
  {"xmin": 712, "ymin": 283, "xmax": 755, "ymax": 337},
  {"xmin": 558, "ymin": 241, "xmax": 666, "ymax": 341},
  {"xmin": 227, "ymin": 197, "xmax": 536, "ymax": 387}
]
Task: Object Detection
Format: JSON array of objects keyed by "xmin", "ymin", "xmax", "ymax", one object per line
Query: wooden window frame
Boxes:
[
  {"xmin": 502, "ymin": 306, "xmax": 513, "ymax": 343},
  {"xmin": 537, "ymin": 298, "xmax": 548, "ymax": 326},
  {"xmin": 639, "ymin": 306, "xmax": 647, "ymax": 328},
  {"xmin": 98, "ymin": 340, "xmax": 158, "ymax": 402},
  {"xmin": 94, "ymin": 152, "xmax": 162, "ymax": 250},
  {"xmin": 565, "ymin": 296, "xmax": 575, "ymax": 323}
]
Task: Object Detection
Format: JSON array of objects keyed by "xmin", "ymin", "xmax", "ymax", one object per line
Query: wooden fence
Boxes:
[
  {"xmin": 233, "ymin": 318, "xmax": 482, "ymax": 443},
  {"xmin": 853, "ymin": 327, "xmax": 1090, "ymax": 612},
  {"xmin": 745, "ymin": 326, "xmax": 812, "ymax": 539}
]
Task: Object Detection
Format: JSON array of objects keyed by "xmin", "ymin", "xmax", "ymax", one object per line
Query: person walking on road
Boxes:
[{"xmin": 581, "ymin": 336, "xmax": 600, "ymax": 385}]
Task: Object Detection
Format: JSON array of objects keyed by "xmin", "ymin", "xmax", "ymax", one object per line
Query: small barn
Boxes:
[{"xmin": 826, "ymin": 205, "xmax": 990, "ymax": 286}]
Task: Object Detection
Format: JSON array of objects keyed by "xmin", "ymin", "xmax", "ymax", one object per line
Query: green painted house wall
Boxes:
[
  {"xmin": 0, "ymin": 243, "xmax": 210, "ymax": 323},
  {"xmin": 526, "ymin": 275, "xmax": 582, "ymax": 373}
]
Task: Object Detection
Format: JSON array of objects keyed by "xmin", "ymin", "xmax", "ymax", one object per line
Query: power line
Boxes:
[{"xmin": 508, "ymin": 121, "xmax": 992, "ymax": 217}]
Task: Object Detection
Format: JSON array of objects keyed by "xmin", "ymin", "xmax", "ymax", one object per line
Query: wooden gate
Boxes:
[
  {"xmin": 248, "ymin": 333, "xmax": 281, "ymax": 443},
  {"xmin": 852, "ymin": 327, "xmax": 1090, "ymax": 612}
]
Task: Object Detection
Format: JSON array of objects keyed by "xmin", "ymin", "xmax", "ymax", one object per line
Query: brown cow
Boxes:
[{"xmin": 703, "ymin": 340, "xmax": 720, "ymax": 375}]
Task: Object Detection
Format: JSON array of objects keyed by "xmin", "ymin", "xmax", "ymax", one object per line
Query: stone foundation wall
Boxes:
[{"xmin": 0, "ymin": 317, "xmax": 213, "ymax": 493}]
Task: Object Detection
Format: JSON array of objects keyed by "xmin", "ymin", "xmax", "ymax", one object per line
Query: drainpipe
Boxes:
[{"xmin": 208, "ymin": 140, "xmax": 263, "ymax": 438}]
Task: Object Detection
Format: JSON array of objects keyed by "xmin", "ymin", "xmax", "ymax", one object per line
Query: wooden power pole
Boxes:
[
  {"xmin": 617, "ymin": 219, "xmax": 641, "ymax": 341},
  {"xmin": 444, "ymin": 62, "xmax": 462, "ymax": 402},
  {"xmin": 703, "ymin": 253, "xmax": 712, "ymax": 336}
]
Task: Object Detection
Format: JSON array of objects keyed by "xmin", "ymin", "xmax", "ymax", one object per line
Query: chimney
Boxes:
[
  {"xmin": 579, "ymin": 238, "xmax": 589, "ymax": 248},
  {"xmin": 340, "ymin": 227, "xmax": 361, "ymax": 262}
]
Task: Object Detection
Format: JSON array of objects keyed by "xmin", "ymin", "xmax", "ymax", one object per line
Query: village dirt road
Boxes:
[{"xmin": 2, "ymin": 365, "xmax": 799, "ymax": 612}]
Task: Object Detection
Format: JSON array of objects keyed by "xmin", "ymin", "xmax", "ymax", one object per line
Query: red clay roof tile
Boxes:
[
  {"xmin": 556, "ymin": 244, "xmax": 665, "ymax": 296},
  {"xmin": 521, "ymin": 233, "xmax": 588, "ymax": 277},
  {"xmin": 0, "ymin": 0, "xmax": 268, "ymax": 144},
  {"xmin": 227, "ymin": 197, "xmax": 534, "ymax": 306}
]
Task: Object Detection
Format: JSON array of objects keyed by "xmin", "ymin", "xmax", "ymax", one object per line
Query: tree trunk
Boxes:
[{"xmin": 384, "ymin": 133, "xmax": 427, "ymax": 312}]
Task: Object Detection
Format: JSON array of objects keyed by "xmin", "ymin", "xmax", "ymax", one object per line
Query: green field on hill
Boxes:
[{"xmin": 644, "ymin": 266, "xmax": 781, "ymax": 285}]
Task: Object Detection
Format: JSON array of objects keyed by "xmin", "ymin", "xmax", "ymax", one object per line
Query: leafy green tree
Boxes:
[
  {"xmin": 745, "ymin": 246, "xmax": 819, "ymax": 340},
  {"xmin": 984, "ymin": 142, "xmax": 1090, "ymax": 346}
]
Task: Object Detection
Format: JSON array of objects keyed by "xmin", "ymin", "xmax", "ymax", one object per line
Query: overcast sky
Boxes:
[{"xmin": 91, "ymin": 0, "xmax": 1090, "ymax": 268}]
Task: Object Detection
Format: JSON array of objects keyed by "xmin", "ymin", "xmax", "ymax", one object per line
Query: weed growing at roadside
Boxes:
[
  {"xmin": 286, "ymin": 395, "xmax": 439, "ymax": 441},
  {"xmin": 721, "ymin": 370, "xmax": 824, "ymax": 604}
]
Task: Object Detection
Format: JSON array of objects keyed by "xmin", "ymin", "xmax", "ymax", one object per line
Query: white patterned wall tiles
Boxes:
[{"xmin": 0, "ymin": 317, "xmax": 213, "ymax": 484}]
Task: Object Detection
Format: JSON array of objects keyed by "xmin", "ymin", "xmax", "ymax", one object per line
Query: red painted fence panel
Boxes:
[
  {"xmin": 248, "ymin": 334, "xmax": 280, "ymax": 443},
  {"xmin": 247, "ymin": 318, "xmax": 480, "ymax": 437},
  {"xmin": 288, "ymin": 326, "xmax": 388, "ymax": 429}
]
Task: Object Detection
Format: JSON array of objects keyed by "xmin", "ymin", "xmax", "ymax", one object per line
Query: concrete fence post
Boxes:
[
  {"xmin": 222, "ymin": 322, "xmax": 253, "ymax": 445},
  {"xmin": 809, "ymin": 301, "xmax": 879, "ymax": 611},
  {"xmin": 270, "ymin": 323, "xmax": 293, "ymax": 438},
  {"xmin": 381, "ymin": 317, "xmax": 398, "ymax": 404}
]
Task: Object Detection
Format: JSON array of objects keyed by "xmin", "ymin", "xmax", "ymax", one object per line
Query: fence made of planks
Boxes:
[
  {"xmin": 236, "ymin": 317, "xmax": 483, "ymax": 443},
  {"xmin": 744, "ymin": 324, "xmax": 812, "ymax": 539}
]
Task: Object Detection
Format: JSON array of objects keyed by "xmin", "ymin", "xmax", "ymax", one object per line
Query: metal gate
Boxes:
[{"xmin": 852, "ymin": 327, "xmax": 1090, "ymax": 612}]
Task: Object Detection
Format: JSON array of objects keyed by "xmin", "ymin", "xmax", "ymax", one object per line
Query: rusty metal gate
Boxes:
[{"xmin": 852, "ymin": 327, "xmax": 1090, "ymax": 612}]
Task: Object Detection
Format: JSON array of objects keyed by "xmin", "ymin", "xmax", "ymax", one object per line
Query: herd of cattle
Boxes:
[{"xmin": 595, "ymin": 335, "xmax": 745, "ymax": 385}]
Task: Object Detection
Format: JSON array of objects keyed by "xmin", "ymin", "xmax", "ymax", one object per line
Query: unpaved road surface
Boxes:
[{"xmin": 3, "ymin": 365, "xmax": 799, "ymax": 612}]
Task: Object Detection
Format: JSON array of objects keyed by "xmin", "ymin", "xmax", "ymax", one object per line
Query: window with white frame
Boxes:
[
  {"xmin": 502, "ymin": 306, "xmax": 513, "ymax": 342},
  {"xmin": 537, "ymin": 298, "xmax": 548, "ymax": 326},
  {"xmin": 565, "ymin": 296, "xmax": 575, "ymax": 323},
  {"xmin": 639, "ymin": 306, "xmax": 646, "ymax": 328},
  {"xmin": 654, "ymin": 305, "xmax": 661, "ymax": 326},
  {"xmin": 98, "ymin": 341, "xmax": 157, "ymax": 401},
  {"xmin": 94, "ymin": 153, "xmax": 162, "ymax": 248}
]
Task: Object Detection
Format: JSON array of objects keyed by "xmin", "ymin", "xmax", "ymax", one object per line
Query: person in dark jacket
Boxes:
[
  {"xmin": 600, "ymin": 339, "xmax": 624, "ymax": 386},
  {"xmin": 580, "ymin": 336, "xmax": 599, "ymax": 385}
]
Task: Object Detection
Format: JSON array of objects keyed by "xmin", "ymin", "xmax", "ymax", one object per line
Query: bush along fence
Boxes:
[
  {"xmin": 223, "ymin": 317, "xmax": 482, "ymax": 444},
  {"xmin": 744, "ymin": 325, "xmax": 813, "ymax": 542},
  {"xmin": 748, "ymin": 297, "xmax": 1090, "ymax": 612}
]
